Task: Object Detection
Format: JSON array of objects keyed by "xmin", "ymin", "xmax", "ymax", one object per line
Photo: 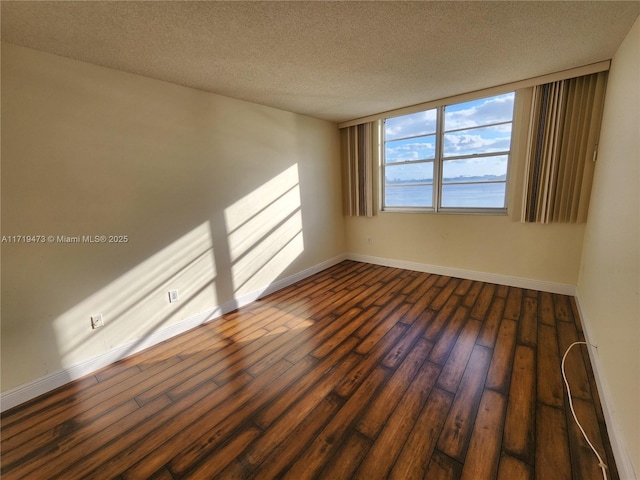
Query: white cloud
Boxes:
[
  {"xmin": 443, "ymin": 120, "xmax": 512, "ymax": 157},
  {"xmin": 385, "ymin": 109, "xmax": 437, "ymax": 140},
  {"xmin": 442, "ymin": 155, "xmax": 508, "ymax": 178},
  {"xmin": 445, "ymin": 93, "xmax": 515, "ymax": 131},
  {"xmin": 444, "ymin": 133, "xmax": 512, "ymax": 155},
  {"xmin": 386, "ymin": 140, "xmax": 435, "ymax": 162},
  {"xmin": 384, "ymin": 93, "xmax": 514, "ymax": 143}
]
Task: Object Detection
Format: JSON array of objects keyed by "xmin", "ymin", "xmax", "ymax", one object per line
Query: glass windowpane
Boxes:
[
  {"xmin": 441, "ymin": 183, "xmax": 506, "ymax": 208},
  {"xmin": 385, "ymin": 136, "xmax": 436, "ymax": 163},
  {"xmin": 444, "ymin": 93, "xmax": 514, "ymax": 131},
  {"xmin": 442, "ymin": 155, "xmax": 508, "ymax": 183},
  {"xmin": 385, "ymin": 109, "xmax": 437, "ymax": 141},
  {"xmin": 443, "ymin": 124, "xmax": 512, "ymax": 157},
  {"xmin": 382, "ymin": 91, "xmax": 514, "ymax": 212},
  {"xmin": 385, "ymin": 185, "xmax": 433, "ymax": 207},
  {"xmin": 385, "ymin": 162, "xmax": 434, "ymax": 184}
]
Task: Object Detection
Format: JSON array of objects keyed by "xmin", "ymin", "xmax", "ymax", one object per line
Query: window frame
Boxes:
[{"xmin": 381, "ymin": 92, "xmax": 516, "ymax": 215}]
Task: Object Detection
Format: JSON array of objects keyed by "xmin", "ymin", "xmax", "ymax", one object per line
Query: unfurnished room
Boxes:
[{"xmin": 1, "ymin": 1, "xmax": 639, "ymax": 479}]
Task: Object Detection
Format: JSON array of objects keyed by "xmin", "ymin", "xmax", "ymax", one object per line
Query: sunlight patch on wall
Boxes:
[
  {"xmin": 52, "ymin": 222, "xmax": 217, "ymax": 367},
  {"xmin": 224, "ymin": 164, "xmax": 305, "ymax": 297}
]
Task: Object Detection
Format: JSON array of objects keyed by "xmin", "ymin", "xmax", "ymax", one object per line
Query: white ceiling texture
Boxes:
[{"xmin": 2, "ymin": 1, "xmax": 639, "ymax": 123}]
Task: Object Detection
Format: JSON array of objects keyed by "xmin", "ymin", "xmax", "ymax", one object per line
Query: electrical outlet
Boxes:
[
  {"xmin": 91, "ymin": 314, "xmax": 104, "ymax": 329},
  {"xmin": 367, "ymin": 236, "xmax": 373, "ymax": 245},
  {"xmin": 168, "ymin": 290, "xmax": 179, "ymax": 303}
]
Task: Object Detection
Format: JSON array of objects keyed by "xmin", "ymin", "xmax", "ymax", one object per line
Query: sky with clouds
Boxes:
[{"xmin": 384, "ymin": 93, "xmax": 514, "ymax": 182}]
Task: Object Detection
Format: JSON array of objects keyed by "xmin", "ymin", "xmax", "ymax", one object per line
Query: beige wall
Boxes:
[
  {"xmin": 346, "ymin": 214, "xmax": 585, "ymax": 285},
  {"xmin": 1, "ymin": 43, "xmax": 345, "ymax": 391},
  {"xmin": 345, "ymin": 87, "xmax": 586, "ymax": 286},
  {"xmin": 577, "ymin": 16, "xmax": 640, "ymax": 475}
]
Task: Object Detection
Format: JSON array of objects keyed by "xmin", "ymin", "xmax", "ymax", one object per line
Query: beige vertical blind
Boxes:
[
  {"xmin": 523, "ymin": 71, "xmax": 607, "ymax": 223},
  {"xmin": 341, "ymin": 122, "xmax": 374, "ymax": 217}
]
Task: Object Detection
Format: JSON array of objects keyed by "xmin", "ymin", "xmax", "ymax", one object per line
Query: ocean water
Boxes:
[{"xmin": 385, "ymin": 183, "xmax": 506, "ymax": 208}]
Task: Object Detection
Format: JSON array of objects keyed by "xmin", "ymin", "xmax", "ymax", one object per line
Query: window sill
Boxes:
[{"xmin": 380, "ymin": 207, "xmax": 508, "ymax": 216}]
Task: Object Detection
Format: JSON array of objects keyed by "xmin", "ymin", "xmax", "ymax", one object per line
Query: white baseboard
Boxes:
[
  {"xmin": 347, "ymin": 253, "xmax": 577, "ymax": 295},
  {"xmin": 573, "ymin": 292, "xmax": 638, "ymax": 480},
  {"xmin": 0, "ymin": 254, "xmax": 347, "ymax": 413}
]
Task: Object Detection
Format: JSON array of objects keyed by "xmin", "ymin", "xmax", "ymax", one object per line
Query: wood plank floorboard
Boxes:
[{"xmin": 1, "ymin": 260, "xmax": 618, "ymax": 479}]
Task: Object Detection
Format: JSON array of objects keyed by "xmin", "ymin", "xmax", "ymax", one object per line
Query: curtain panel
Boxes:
[
  {"xmin": 522, "ymin": 71, "xmax": 608, "ymax": 223},
  {"xmin": 341, "ymin": 122, "xmax": 375, "ymax": 217}
]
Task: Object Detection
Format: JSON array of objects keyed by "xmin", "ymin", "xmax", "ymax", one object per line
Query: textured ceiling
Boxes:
[{"xmin": 2, "ymin": 1, "xmax": 639, "ymax": 123}]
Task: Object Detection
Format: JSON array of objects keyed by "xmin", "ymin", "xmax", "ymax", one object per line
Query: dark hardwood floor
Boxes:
[{"xmin": 0, "ymin": 260, "xmax": 618, "ymax": 479}]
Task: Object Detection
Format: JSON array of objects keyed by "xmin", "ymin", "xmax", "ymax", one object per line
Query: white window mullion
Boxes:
[{"xmin": 433, "ymin": 105, "xmax": 445, "ymax": 212}]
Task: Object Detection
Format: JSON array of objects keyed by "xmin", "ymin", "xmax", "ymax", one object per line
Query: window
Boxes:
[{"xmin": 382, "ymin": 92, "xmax": 515, "ymax": 213}]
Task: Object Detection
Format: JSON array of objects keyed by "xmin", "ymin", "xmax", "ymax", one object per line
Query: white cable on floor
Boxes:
[{"xmin": 561, "ymin": 341, "xmax": 608, "ymax": 480}]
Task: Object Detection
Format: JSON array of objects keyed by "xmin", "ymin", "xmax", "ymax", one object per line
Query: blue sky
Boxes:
[{"xmin": 385, "ymin": 93, "xmax": 514, "ymax": 181}]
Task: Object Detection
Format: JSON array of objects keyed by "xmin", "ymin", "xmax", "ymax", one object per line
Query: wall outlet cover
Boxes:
[
  {"xmin": 91, "ymin": 314, "xmax": 104, "ymax": 329},
  {"xmin": 169, "ymin": 290, "xmax": 179, "ymax": 303}
]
